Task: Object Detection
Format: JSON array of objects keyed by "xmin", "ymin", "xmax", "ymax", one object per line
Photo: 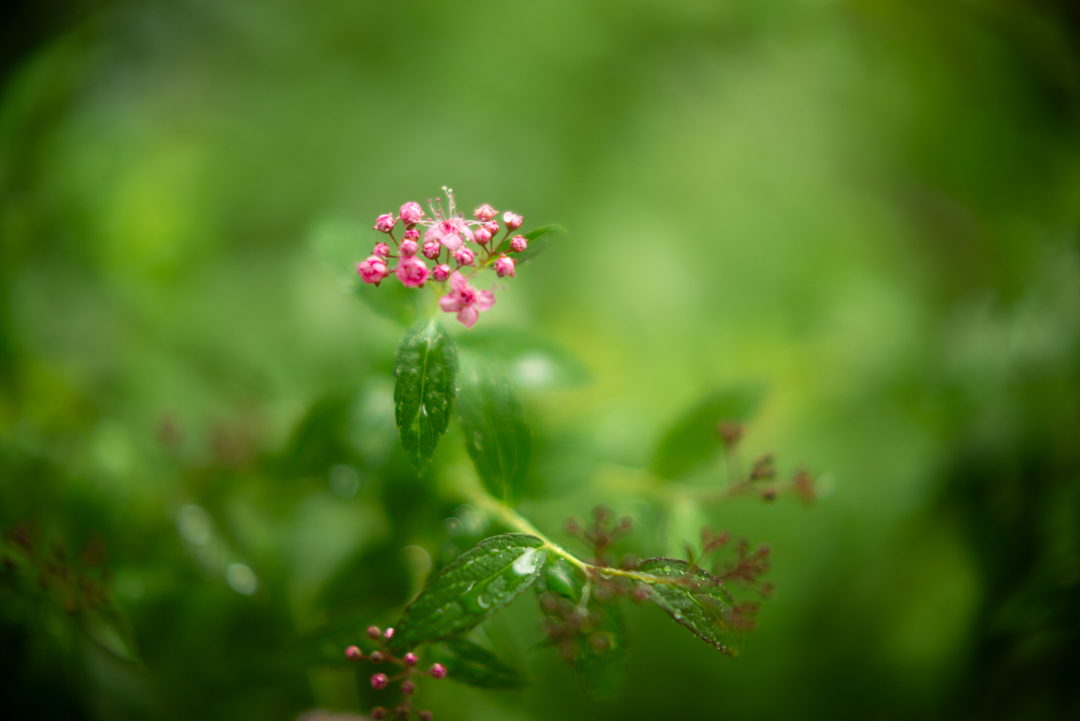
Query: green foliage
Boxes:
[
  {"xmin": 635, "ymin": 558, "xmax": 740, "ymax": 655},
  {"xmin": 508, "ymin": 224, "xmax": 566, "ymax": 265},
  {"xmin": 457, "ymin": 358, "xmax": 532, "ymax": 503},
  {"xmin": 456, "ymin": 327, "xmax": 590, "ymax": 389},
  {"xmin": 535, "ymin": 560, "xmax": 630, "ymax": 699},
  {"xmin": 353, "ymin": 279, "xmax": 422, "ymax": 328},
  {"xmin": 389, "ymin": 534, "xmax": 547, "ymax": 653},
  {"xmin": 3, "ymin": 0, "xmax": 1080, "ymax": 718},
  {"xmin": 393, "ymin": 321, "xmax": 458, "ymax": 472},
  {"xmin": 428, "ymin": 637, "xmax": 527, "ymax": 689},
  {"xmin": 80, "ymin": 602, "xmax": 140, "ymax": 663},
  {"xmin": 309, "ymin": 215, "xmax": 420, "ymax": 326},
  {"xmin": 651, "ymin": 386, "xmax": 765, "ymax": 480}
]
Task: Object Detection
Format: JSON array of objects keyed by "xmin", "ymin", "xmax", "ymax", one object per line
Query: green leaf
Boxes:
[
  {"xmin": 389, "ymin": 534, "xmax": 547, "ymax": 653},
  {"xmin": 457, "ymin": 358, "xmax": 531, "ymax": 502},
  {"xmin": 494, "ymin": 224, "xmax": 565, "ymax": 264},
  {"xmin": 81, "ymin": 602, "xmax": 140, "ymax": 663},
  {"xmin": 535, "ymin": 559, "xmax": 630, "ymax": 699},
  {"xmin": 456, "ymin": 327, "xmax": 590, "ymax": 389},
  {"xmin": 429, "ymin": 637, "xmax": 527, "ymax": 689},
  {"xmin": 393, "ymin": 321, "xmax": 458, "ymax": 472},
  {"xmin": 308, "ymin": 215, "xmax": 420, "ymax": 326},
  {"xmin": 284, "ymin": 607, "xmax": 387, "ymax": 667},
  {"xmin": 650, "ymin": 385, "xmax": 765, "ymax": 480},
  {"xmin": 353, "ymin": 279, "xmax": 421, "ymax": 327},
  {"xmin": 633, "ymin": 557, "xmax": 740, "ymax": 655}
]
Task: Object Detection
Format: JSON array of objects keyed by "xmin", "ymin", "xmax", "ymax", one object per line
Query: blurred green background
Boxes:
[{"xmin": 2, "ymin": 0, "xmax": 1079, "ymax": 719}]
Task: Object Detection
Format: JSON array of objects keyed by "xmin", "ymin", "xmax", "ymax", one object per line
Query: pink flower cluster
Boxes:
[{"xmin": 356, "ymin": 188, "xmax": 530, "ymax": 328}]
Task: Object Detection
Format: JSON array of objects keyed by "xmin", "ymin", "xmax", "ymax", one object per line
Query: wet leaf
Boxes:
[
  {"xmin": 634, "ymin": 557, "xmax": 740, "ymax": 655},
  {"xmin": 457, "ymin": 359, "xmax": 531, "ymax": 503},
  {"xmin": 394, "ymin": 321, "xmax": 458, "ymax": 472},
  {"xmin": 651, "ymin": 385, "xmax": 765, "ymax": 480},
  {"xmin": 536, "ymin": 559, "xmax": 629, "ymax": 699},
  {"xmin": 429, "ymin": 637, "xmax": 527, "ymax": 689},
  {"xmin": 389, "ymin": 534, "xmax": 547, "ymax": 653}
]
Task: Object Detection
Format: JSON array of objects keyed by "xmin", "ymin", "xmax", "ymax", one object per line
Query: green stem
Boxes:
[{"xmin": 466, "ymin": 483, "xmax": 699, "ymax": 588}]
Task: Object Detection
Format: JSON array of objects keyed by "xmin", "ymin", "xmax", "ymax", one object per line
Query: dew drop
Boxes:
[
  {"xmin": 512, "ymin": 548, "xmax": 539, "ymax": 575},
  {"xmin": 477, "ymin": 594, "xmax": 491, "ymax": 609}
]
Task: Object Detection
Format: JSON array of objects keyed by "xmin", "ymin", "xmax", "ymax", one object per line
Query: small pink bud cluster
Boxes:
[
  {"xmin": 357, "ymin": 187, "xmax": 536, "ymax": 328},
  {"xmin": 344, "ymin": 624, "xmax": 445, "ymax": 721}
]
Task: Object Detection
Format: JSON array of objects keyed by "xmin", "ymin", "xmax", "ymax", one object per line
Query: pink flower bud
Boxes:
[
  {"xmin": 419, "ymin": 712, "xmax": 433, "ymax": 721},
  {"xmin": 383, "ymin": 627, "xmax": 395, "ymax": 641},
  {"xmin": 473, "ymin": 227, "xmax": 492, "ymax": 245},
  {"xmin": 374, "ymin": 214, "xmax": 396, "ymax": 233},
  {"xmin": 453, "ymin": 246, "xmax": 475, "ymax": 267},
  {"xmin": 367, "ymin": 626, "xmax": 381, "ymax": 640},
  {"xmin": 357, "ymin": 256, "xmax": 388, "ymax": 286},
  {"xmin": 510, "ymin": 235, "xmax": 527, "ymax": 252},
  {"xmin": 494, "ymin": 255, "xmax": 515, "ymax": 278},
  {"xmin": 395, "ymin": 257, "xmax": 429, "ymax": 287},
  {"xmin": 403, "ymin": 652, "xmax": 418, "ymax": 667},
  {"xmin": 503, "ymin": 211, "xmax": 522, "ymax": 229},
  {"xmin": 399, "ymin": 239, "xmax": 418, "ymax": 257},
  {"xmin": 371, "ymin": 673, "xmax": 389, "ymax": 690},
  {"xmin": 429, "ymin": 663, "xmax": 447, "ymax": 679},
  {"xmin": 345, "ymin": 645, "xmax": 363, "ymax": 662},
  {"xmin": 422, "ymin": 240, "xmax": 442, "ymax": 259},
  {"xmin": 403, "ymin": 228, "xmax": 420, "ymax": 242},
  {"xmin": 373, "ymin": 242, "xmax": 390, "ymax": 258},
  {"xmin": 484, "ymin": 221, "xmax": 499, "ymax": 236},
  {"xmin": 371, "ymin": 708, "xmax": 387, "ymax": 720},
  {"xmin": 401, "ymin": 681, "xmax": 416, "ymax": 695},
  {"xmin": 474, "ymin": 204, "xmax": 497, "ymax": 221},
  {"xmin": 399, "ymin": 202, "xmax": 424, "ymax": 225},
  {"xmin": 370, "ymin": 651, "xmax": 385, "ymax": 664},
  {"xmin": 432, "ymin": 263, "xmax": 451, "ymax": 282}
]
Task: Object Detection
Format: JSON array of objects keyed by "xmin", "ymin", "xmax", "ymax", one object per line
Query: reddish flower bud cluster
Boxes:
[
  {"xmin": 564, "ymin": 505, "xmax": 634, "ymax": 567},
  {"xmin": 710, "ymin": 535, "xmax": 774, "ymax": 597},
  {"xmin": 343, "ymin": 624, "xmax": 444, "ymax": 721},
  {"xmin": 716, "ymin": 420, "xmax": 745, "ymax": 447},
  {"xmin": 357, "ymin": 187, "xmax": 534, "ymax": 328}
]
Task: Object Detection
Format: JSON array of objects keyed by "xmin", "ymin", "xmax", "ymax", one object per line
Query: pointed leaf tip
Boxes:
[{"xmin": 394, "ymin": 321, "xmax": 458, "ymax": 471}]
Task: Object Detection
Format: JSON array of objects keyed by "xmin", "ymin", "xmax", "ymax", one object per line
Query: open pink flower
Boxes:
[
  {"xmin": 396, "ymin": 256, "xmax": 429, "ymax": 287},
  {"xmin": 419, "ymin": 188, "xmax": 478, "ymax": 251},
  {"xmin": 357, "ymin": 256, "xmax": 388, "ymax": 286},
  {"xmin": 439, "ymin": 272, "xmax": 495, "ymax": 328},
  {"xmin": 423, "ymin": 218, "xmax": 472, "ymax": 251}
]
